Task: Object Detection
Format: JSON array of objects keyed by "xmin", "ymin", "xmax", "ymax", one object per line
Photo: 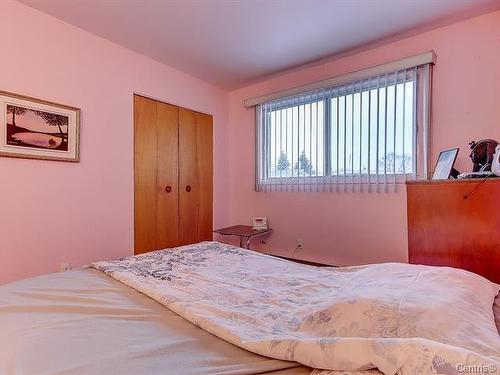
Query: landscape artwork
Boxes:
[
  {"xmin": 0, "ymin": 91, "xmax": 80, "ymax": 161},
  {"xmin": 7, "ymin": 105, "xmax": 69, "ymax": 151}
]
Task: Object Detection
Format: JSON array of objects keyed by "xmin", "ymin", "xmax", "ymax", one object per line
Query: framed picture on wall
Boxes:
[{"xmin": 0, "ymin": 91, "xmax": 80, "ymax": 162}]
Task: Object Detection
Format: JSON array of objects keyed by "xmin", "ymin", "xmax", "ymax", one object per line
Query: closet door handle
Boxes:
[
  {"xmin": 165, "ymin": 185, "xmax": 172, "ymax": 193},
  {"xmin": 186, "ymin": 185, "xmax": 192, "ymax": 192}
]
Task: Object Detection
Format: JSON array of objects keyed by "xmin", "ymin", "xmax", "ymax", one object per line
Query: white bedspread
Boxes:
[{"xmin": 92, "ymin": 242, "xmax": 500, "ymax": 375}]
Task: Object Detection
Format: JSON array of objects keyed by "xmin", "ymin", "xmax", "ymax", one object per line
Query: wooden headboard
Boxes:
[{"xmin": 406, "ymin": 179, "xmax": 500, "ymax": 284}]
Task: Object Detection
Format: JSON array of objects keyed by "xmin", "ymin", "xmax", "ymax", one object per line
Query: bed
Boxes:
[
  {"xmin": 1, "ymin": 241, "xmax": 499, "ymax": 375},
  {"xmin": 0, "ymin": 267, "xmax": 310, "ymax": 375}
]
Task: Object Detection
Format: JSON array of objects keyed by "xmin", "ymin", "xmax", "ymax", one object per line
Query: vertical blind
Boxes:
[{"xmin": 255, "ymin": 61, "xmax": 432, "ymax": 192}]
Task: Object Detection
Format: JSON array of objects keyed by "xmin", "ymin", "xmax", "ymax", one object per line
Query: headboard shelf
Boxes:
[
  {"xmin": 406, "ymin": 179, "xmax": 500, "ymax": 284},
  {"xmin": 406, "ymin": 177, "xmax": 500, "ymax": 185}
]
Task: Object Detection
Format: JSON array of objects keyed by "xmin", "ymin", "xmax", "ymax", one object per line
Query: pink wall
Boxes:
[
  {"xmin": 224, "ymin": 10, "xmax": 500, "ymax": 266},
  {"xmin": 0, "ymin": 0, "xmax": 229, "ymax": 284},
  {"xmin": 2, "ymin": 1, "xmax": 499, "ymax": 284}
]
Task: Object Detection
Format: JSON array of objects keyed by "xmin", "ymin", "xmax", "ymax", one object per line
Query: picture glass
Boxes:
[
  {"xmin": 432, "ymin": 149, "xmax": 458, "ymax": 180},
  {"xmin": 7, "ymin": 105, "xmax": 69, "ymax": 151}
]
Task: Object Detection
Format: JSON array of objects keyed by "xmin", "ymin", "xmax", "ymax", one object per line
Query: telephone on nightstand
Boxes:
[{"xmin": 252, "ymin": 217, "xmax": 268, "ymax": 230}]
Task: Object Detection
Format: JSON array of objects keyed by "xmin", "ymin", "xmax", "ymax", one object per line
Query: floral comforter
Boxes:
[{"xmin": 92, "ymin": 242, "xmax": 500, "ymax": 375}]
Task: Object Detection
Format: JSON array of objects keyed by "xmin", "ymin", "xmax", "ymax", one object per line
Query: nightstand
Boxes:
[{"xmin": 213, "ymin": 225, "xmax": 272, "ymax": 249}]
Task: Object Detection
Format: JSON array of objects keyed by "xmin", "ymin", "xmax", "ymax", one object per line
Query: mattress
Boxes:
[{"xmin": 0, "ymin": 268, "xmax": 310, "ymax": 375}]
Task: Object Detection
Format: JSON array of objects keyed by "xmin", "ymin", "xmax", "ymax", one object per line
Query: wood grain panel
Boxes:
[
  {"xmin": 156, "ymin": 102, "xmax": 179, "ymax": 249},
  {"xmin": 407, "ymin": 179, "xmax": 500, "ymax": 283},
  {"xmin": 178, "ymin": 108, "xmax": 213, "ymax": 245},
  {"xmin": 195, "ymin": 112, "xmax": 213, "ymax": 241},
  {"xmin": 134, "ymin": 95, "xmax": 158, "ymax": 254},
  {"xmin": 178, "ymin": 108, "xmax": 198, "ymax": 245}
]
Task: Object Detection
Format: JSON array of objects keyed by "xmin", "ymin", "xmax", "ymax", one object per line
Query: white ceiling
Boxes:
[{"xmin": 19, "ymin": 0, "xmax": 500, "ymax": 89}]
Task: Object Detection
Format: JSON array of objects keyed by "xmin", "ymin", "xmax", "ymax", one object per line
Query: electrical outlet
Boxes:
[
  {"xmin": 60, "ymin": 263, "xmax": 72, "ymax": 272},
  {"xmin": 296, "ymin": 238, "xmax": 304, "ymax": 247}
]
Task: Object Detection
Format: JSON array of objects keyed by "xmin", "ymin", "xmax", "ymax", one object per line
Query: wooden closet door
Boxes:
[
  {"xmin": 134, "ymin": 95, "xmax": 158, "ymax": 254},
  {"xmin": 178, "ymin": 108, "xmax": 213, "ymax": 245},
  {"xmin": 156, "ymin": 102, "xmax": 179, "ymax": 249}
]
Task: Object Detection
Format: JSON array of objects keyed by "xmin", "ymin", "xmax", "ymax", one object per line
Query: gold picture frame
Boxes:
[{"xmin": 0, "ymin": 90, "xmax": 80, "ymax": 162}]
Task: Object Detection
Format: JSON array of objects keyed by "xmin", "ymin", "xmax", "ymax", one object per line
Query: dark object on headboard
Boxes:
[
  {"xmin": 469, "ymin": 139, "xmax": 499, "ymax": 172},
  {"xmin": 450, "ymin": 168, "xmax": 461, "ymax": 179},
  {"xmin": 406, "ymin": 179, "xmax": 500, "ymax": 284}
]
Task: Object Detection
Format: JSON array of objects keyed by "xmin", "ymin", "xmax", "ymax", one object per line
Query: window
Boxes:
[{"xmin": 254, "ymin": 56, "xmax": 432, "ymax": 192}]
